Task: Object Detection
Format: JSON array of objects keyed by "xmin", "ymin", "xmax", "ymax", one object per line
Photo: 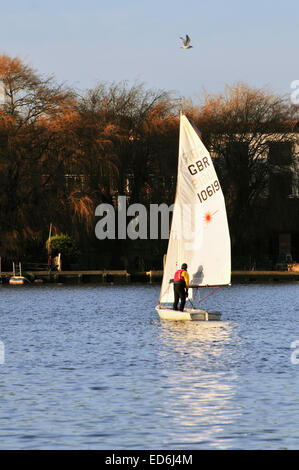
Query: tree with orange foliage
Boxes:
[
  {"xmin": 77, "ymin": 81, "xmax": 177, "ymax": 205},
  {"xmin": 0, "ymin": 55, "xmax": 84, "ymax": 260},
  {"xmin": 74, "ymin": 81, "xmax": 178, "ymax": 269}
]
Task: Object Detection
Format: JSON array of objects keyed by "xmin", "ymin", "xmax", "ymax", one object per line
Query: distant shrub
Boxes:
[{"xmin": 46, "ymin": 234, "xmax": 79, "ymax": 261}]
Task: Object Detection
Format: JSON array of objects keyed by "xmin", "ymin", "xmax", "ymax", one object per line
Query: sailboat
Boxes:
[
  {"xmin": 155, "ymin": 113, "xmax": 231, "ymax": 321},
  {"xmin": 9, "ymin": 262, "xmax": 30, "ymax": 285}
]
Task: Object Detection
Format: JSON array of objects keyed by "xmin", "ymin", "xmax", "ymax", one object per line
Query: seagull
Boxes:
[{"xmin": 180, "ymin": 34, "xmax": 193, "ymax": 49}]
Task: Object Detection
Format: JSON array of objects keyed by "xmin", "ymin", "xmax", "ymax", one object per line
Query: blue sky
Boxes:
[{"xmin": 1, "ymin": 0, "xmax": 298, "ymax": 99}]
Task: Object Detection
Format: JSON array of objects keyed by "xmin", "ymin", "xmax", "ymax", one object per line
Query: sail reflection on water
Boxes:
[
  {"xmin": 158, "ymin": 319, "xmax": 236, "ymax": 358},
  {"xmin": 155, "ymin": 321, "xmax": 242, "ymax": 448}
]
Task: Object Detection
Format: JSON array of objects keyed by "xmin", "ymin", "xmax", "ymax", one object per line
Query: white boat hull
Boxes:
[{"xmin": 155, "ymin": 306, "xmax": 221, "ymax": 321}]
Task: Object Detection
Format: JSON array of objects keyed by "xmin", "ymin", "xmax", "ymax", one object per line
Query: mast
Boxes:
[{"xmin": 48, "ymin": 223, "xmax": 52, "ymax": 255}]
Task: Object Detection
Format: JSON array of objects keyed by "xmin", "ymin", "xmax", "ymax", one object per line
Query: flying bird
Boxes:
[{"xmin": 180, "ymin": 35, "xmax": 193, "ymax": 49}]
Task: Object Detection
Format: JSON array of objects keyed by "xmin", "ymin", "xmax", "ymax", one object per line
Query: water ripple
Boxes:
[{"xmin": 0, "ymin": 283, "xmax": 298, "ymax": 449}]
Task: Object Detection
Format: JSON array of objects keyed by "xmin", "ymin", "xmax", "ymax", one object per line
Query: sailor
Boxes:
[{"xmin": 173, "ymin": 263, "xmax": 189, "ymax": 311}]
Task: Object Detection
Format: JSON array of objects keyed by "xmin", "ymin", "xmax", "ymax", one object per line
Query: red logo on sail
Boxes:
[{"xmin": 204, "ymin": 210, "xmax": 219, "ymax": 223}]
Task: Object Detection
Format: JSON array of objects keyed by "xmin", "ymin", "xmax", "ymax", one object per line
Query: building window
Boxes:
[
  {"xmin": 268, "ymin": 141, "xmax": 295, "ymax": 198},
  {"xmin": 268, "ymin": 141, "xmax": 293, "ymax": 165}
]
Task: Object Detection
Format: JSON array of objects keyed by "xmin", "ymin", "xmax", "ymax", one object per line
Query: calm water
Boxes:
[{"xmin": 0, "ymin": 282, "xmax": 298, "ymax": 450}]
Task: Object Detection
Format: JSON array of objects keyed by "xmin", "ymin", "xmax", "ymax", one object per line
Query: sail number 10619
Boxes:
[{"xmin": 197, "ymin": 180, "xmax": 220, "ymax": 203}]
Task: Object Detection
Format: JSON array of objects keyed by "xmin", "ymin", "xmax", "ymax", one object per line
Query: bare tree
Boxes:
[
  {"xmin": 78, "ymin": 81, "xmax": 177, "ymax": 203},
  {"xmin": 187, "ymin": 83, "xmax": 299, "ymax": 264}
]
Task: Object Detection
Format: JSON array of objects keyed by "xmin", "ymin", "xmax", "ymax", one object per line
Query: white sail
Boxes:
[{"xmin": 159, "ymin": 114, "xmax": 231, "ymax": 304}]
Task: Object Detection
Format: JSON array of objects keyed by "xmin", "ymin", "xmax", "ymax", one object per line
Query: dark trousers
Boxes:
[{"xmin": 173, "ymin": 283, "xmax": 187, "ymax": 311}]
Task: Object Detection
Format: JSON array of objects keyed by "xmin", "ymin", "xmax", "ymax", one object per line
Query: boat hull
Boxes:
[
  {"xmin": 9, "ymin": 276, "xmax": 29, "ymax": 285},
  {"xmin": 155, "ymin": 306, "xmax": 221, "ymax": 321}
]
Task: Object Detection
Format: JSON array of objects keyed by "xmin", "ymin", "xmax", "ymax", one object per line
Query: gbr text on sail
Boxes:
[{"xmin": 186, "ymin": 154, "xmax": 221, "ymax": 204}]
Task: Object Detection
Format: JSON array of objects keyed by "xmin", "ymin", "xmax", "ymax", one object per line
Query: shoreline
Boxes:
[{"xmin": 1, "ymin": 269, "xmax": 299, "ymax": 284}]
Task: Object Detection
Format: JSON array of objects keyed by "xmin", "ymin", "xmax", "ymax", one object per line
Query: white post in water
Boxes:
[
  {"xmin": 19, "ymin": 262, "xmax": 22, "ymax": 276},
  {"xmin": 13, "ymin": 262, "xmax": 15, "ymax": 276}
]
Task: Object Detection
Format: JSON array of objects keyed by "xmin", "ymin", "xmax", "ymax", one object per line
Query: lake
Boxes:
[{"xmin": 0, "ymin": 282, "xmax": 298, "ymax": 449}]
